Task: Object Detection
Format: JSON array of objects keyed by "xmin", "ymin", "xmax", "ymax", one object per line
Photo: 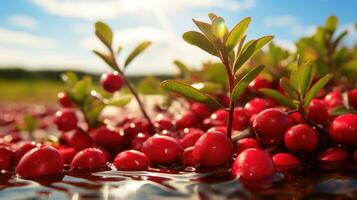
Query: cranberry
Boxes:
[
  {"xmin": 307, "ymin": 99, "xmax": 329, "ymax": 125},
  {"xmin": 235, "ymin": 138, "xmax": 260, "ymax": 155},
  {"xmin": 16, "ymin": 146, "xmax": 63, "ymax": 178},
  {"xmin": 142, "ymin": 135, "xmax": 183, "ymax": 165},
  {"xmin": 182, "ymin": 147, "xmax": 195, "ymax": 167},
  {"xmin": 58, "ymin": 147, "xmax": 76, "ymax": 164},
  {"xmin": 54, "ymin": 110, "xmax": 78, "ymax": 132},
  {"xmin": 100, "ymin": 71, "xmax": 124, "ymax": 93},
  {"xmin": 70, "ymin": 148, "xmax": 108, "ymax": 170},
  {"xmin": 180, "ymin": 129, "xmax": 204, "ymax": 149},
  {"xmin": 248, "ymin": 75, "xmax": 272, "ymax": 93},
  {"xmin": 152, "ymin": 115, "xmax": 174, "ymax": 131},
  {"xmin": 348, "ymin": 89, "xmax": 357, "ymax": 110},
  {"xmin": 57, "ymin": 92, "xmax": 73, "ymax": 108},
  {"xmin": 14, "ymin": 141, "xmax": 38, "ymax": 164},
  {"xmin": 324, "ymin": 89, "xmax": 343, "ymax": 109},
  {"xmin": 284, "ymin": 124, "xmax": 318, "ymax": 153},
  {"xmin": 203, "ymin": 109, "xmax": 228, "ymax": 128},
  {"xmin": 272, "ymin": 153, "xmax": 300, "ymax": 172},
  {"xmin": 206, "ymin": 126, "xmax": 227, "ymax": 134},
  {"xmin": 114, "ymin": 150, "xmax": 150, "ymax": 171},
  {"xmin": 0, "ymin": 147, "xmax": 12, "ymax": 170},
  {"xmin": 191, "ymin": 103, "xmax": 211, "ymax": 119},
  {"xmin": 288, "ymin": 112, "xmax": 305, "ymax": 125},
  {"xmin": 318, "ymin": 147, "xmax": 349, "ymax": 162},
  {"xmin": 67, "ymin": 129, "xmax": 92, "ymax": 152},
  {"xmin": 232, "ymin": 148, "xmax": 275, "ymax": 181},
  {"xmin": 193, "ymin": 130, "xmax": 233, "ymax": 166},
  {"xmin": 90, "ymin": 126, "xmax": 123, "ymax": 150},
  {"xmin": 252, "ymin": 108, "xmax": 290, "ymax": 146},
  {"xmin": 130, "ymin": 132, "xmax": 150, "ymax": 151},
  {"xmin": 244, "ymin": 98, "xmax": 272, "ymax": 116},
  {"xmin": 123, "ymin": 119, "xmax": 149, "ymax": 142},
  {"xmin": 233, "ymin": 107, "xmax": 249, "ymax": 131},
  {"xmin": 329, "ymin": 114, "xmax": 357, "ymax": 146},
  {"xmin": 175, "ymin": 112, "xmax": 198, "ymax": 129}
]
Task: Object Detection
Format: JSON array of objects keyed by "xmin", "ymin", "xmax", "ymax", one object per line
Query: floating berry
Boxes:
[
  {"xmin": 114, "ymin": 150, "xmax": 150, "ymax": 171},
  {"xmin": 284, "ymin": 124, "xmax": 318, "ymax": 153},
  {"xmin": 182, "ymin": 147, "xmax": 195, "ymax": 167},
  {"xmin": 90, "ymin": 126, "xmax": 123, "ymax": 151},
  {"xmin": 70, "ymin": 148, "xmax": 108, "ymax": 170},
  {"xmin": 180, "ymin": 129, "xmax": 204, "ymax": 149},
  {"xmin": 54, "ymin": 110, "xmax": 78, "ymax": 132},
  {"xmin": 67, "ymin": 128, "xmax": 92, "ymax": 152},
  {"xmin": 272, "ymin": 153, "xmax": 301, "ymax": 172},
  {"xmin": 175, "ymin": 112, "xmax": 198, "ymax": 129},
  {"xmin": 235, "ymin": 138, "xmax": 261, "ymax": 155},
  {"xmin": 329, "ymin": 114, "xmax": 357, "ymax": 146},
  {"xmin": 57, "ymin": 92, "xmax": 73, "ymax": 108},
  {"xmin": 100, "ymin": 71, "xmax": 124, "ymax": 93},
  {"xmin": 14, "ymin": 141, "xmax": 38, "ymax": 164},
  {"xmin": 318, "ymin": 147, "xmax": 349, "ymax": 163},
  {"xmin": 307, "ymin": 99, "xmax": 329, "ymax": 125},
  {"xmin": 0, "ymin": 147, "xmax": 12, "ymax": 170}
]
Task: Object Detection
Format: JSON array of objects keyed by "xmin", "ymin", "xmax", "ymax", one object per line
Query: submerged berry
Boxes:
[{"xmin": 114, "ymin": 150, "xmax": 150, "ymax": 171}]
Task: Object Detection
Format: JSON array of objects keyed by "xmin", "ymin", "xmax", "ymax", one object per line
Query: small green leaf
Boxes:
[
  {"xmin": 183, "ymin": 31, "xmax": 219, "ymax": 56},
  {"xmin": 280, "ymin": 78, "xmax": 299, "ymax": 100},
  {"xmin": 61, "ymin": 72, "xmax": 78, "ymax": 87},
  {"xmin": 95, "ymin": 21, "xmax": 113, "ymax": 49},
  {"xmin": 325, "ymin": 15, "xmax": 338, "ymax": 33},
  {"xmin": 211, "ymin": 17, "xmax": 227, "ymax": 39},
  {"xmin": 225, "ymin": 17, "xmax": 251, "ymax": 54},
  {"xmin": 93, "ymin": 50, "xmax": 115, "ymax": 70},
  {"xmin": 161, "ymin": 80, "xmax": 224, "ymax": 108},
  {"xmin": 73, "ymin": 76, "xmax": 92, "ymax": 103},
  {"xmin": 124, "ymin": 41, "xmax": 151, "ymax": 68},
  {"xmin": 331, "ymin": 106, "xmax": 350, "ymax": 116},
  {"xmin": 192, "ymin": 19, "xmax": 220, "ymax": 47},
  {"xmin": 208, "ymin": 13, "xmax": 218, "ymax": 22},
  {"xmin": 106, "ymin": 95, "xmax": 132, "ymax": 106},
  {"xmin": 304, "ymin": 73, "xmax": 333, "ymax": 106},
  {"xmin": 117, "ymin": 45, "xmax": 123, "ymax": 56},
  {"xmin": 232, "ymin": 65, "xmax": 264, "ymax": 101},
  {"xmin": 260, "ymin": 88, "xmax": 297, "ymax": 109},
  {"xmin": 23, "ymin": 115, "xmax": 38, "ymax": 132},
  {"xmin": 298, "ymin": 63, "xmax": 314, "ymax": 97},
  {"xmin": 173, "ymin": 60, "xmax": 190, "ymax": 78},
  {"xmin": 333, "ymin": 30, "xmax": 348, "ymax": 47},
  {"xmin": 191, "ymin": 82, "xmax": 223, "ymax": 94}
]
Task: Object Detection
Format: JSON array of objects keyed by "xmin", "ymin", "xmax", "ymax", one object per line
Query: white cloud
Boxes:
[
  {"xmin": 0, "ymin": 28, "xmax": 57, "ymax": 48},
  {"xmin": 290, "ymin": 24, "xmax": 316, "ymax": 37},
  {"xmin": 7, "ymin": 15, "xmax": 38, "ymax": 29},
  {"xmin": 264, "ymin": 15, "xmax": 316, "ymax": 37},
  {"xmin": 274, "ymin": 39, "xmax": 296, "ymax": 52},
  {"xmin": 264, "ymin": 15, "xmax": 296, "ymax": 27}
]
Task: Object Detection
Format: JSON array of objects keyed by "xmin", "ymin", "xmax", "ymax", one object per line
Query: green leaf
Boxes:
[
  {"xmin": 231, "ymin": 65, "xmax": 264, "ymax": 101},
  {"xmin": 93, "ymin": 50, "xmax": 115, "ymax": 70},
  {"xmin": 23, "ymin": 115, "xmax": 38, "ymax": 132},
  {"xmin": 173, "ymin": 60, "xmax": 190, "ymax": 78},
  {"xmin": 183, "ymin": 31, "xmax": 219, "ymax": 56},
  {"xmin": 304, "ymin": 73, "xmax": 333, "ymax": 106},
  {"xmin": 333, "ymin": 30, "xmax": 348, "ymax": 47},
  {"xmin": 325, "ymin": 15, "xmax": 338, "ymax": 33},
  {"xmin": 260, "ymin": 89, "xmax": 297, "ymax": 109},
  {"xmin": 106, "ymin": 95, "xmax": 132, "ymax": 106},
  {"xmin": 192, "ymin": 19, "xmax": 220, "ymax": 47},
  {"xmin": 191, "ymin": 82, "xmax": 223, "ymax": 94},
  {"xmin": 124, "ymin": 41, "xmax": 151, "ymax": 68},
  {"xmin": 61, "ymin": 72, "xmax": 78, "ymax": 87},
  {"xmin": 73, "ymin": 76, "xmax": 92, "ymax": 103},
  {"xmin": 208, "ymin": 13, "xmax": 218, "ymax": 22},
  {"xmin": 211, "ymin": 17, "xmax": 227, "ymax": 39},
  {"xmin": 95, "ymin": 21, "xmax": 113, "ymax": 49},
  {"xmin": 298, "ymin": 63, "xmax": 314, "ymax": 97},
  {"xmin": 225, "ymin": 17, "xmax": 251, "ymax": 54},
  {"xmin": 117, "ymin": 46, "xmax": 123, "ymax": 56},
  {"xmin": 279, "ymin": 78, "xmax": 299, "ymax": 100},
  {"xmin": 330, "ymin": 106, "xmax": 350, "ymax": 116},
  {"xmin": 161, "ymin": 80, "xmax": 224, "ymax": 108}
]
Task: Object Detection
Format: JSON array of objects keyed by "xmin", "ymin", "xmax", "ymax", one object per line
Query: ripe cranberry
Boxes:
[
  {"xmin": 70, "ymin": 148, "xmax": 108, "ymax": 170},
  {"xmin": 284, "ymin": 124, "xmax": 318, "ymax": 153},
  {"xmin": 14, "ymin": 141, "xmax": 38, "ymax": 164},
  {"xmin": 175, "ymin": 112, "xmax": 198, "ymax": 129},
  {"xmin": 324, "ymin": 89, "xmax": 343, "ymax": 109},
  {"xmin": 142, "ymin": 135, "xmax": 183, "ymax": 165},
  {"xmin": 206, "ymin": 126, "xmax": 227, "ymax": 134},
  {"xmin": 90, "ymin": 126, "xmax": 123, "ymax": 150},
  {"xmin": 67, "ymin": 129, "xmax": 92, "ymax": 152},
  {"xmin": 288, "ymin": 112, "xmax": 305, "ymax": 125},
  {"xmin": 100, "ymin": 71, "xmax": 124, "ymax": 93},
  {"xmin": 114, "ymin": 150, "xmax": 150, "ymax": 171},
  {"xmin": 329, "ymin": 114, "xmax": 357, "ymax": 146},
  {"xmin": 307, "ymin": 99, "xmax": 329, "ymax": 125},
  {"xmin": 182, "ymin": 147, "xmax": 195, "ymax": 167},
  {"xmin": 248, "ymin": 75, "xmax": 272, "ymax": 93},
  {"xmin": 193, "ymin": 130, "xmax": 233, "ymax": 166},
  {"xmin": 348, "ymin": 89, "xmax": 357, "ymax": 110},
  {"xmin": 58, "ymin": 147, "xmax": 76, "ymax": 164},
  {"xmin": 130, "ymin": 132, "xmax": 150, "ymax": 151},
  {"xmin": 191, "ymin": 103, "xmax": 211, "ymax": 119},
  {"xmin": 233, "ymin": 107, "xmax": 249, "ymax": 131},
  {"xmin": 57, "ymin": 92, "xmax": 73, "ymax": 108},
  {"xmin": 123, "ymin": 119, "xmax": 149, "ymax": 143},
  {"xmin": 180, "ymin": 129, "xmax": 204, "ymax": 149},
  {"xmin": 0, "ymin": 147, "xmax": 12, "ymax": 170},
  {"xmin": 244, "ymin": 98, "xmax": 272, "ymax": 116},
  {"xmin": 232, "ymin": 148, "xmax": 275, "ymax": 181},
  {"xmin": 252, "ymin": 108, "xmax": 290, "ymax": 146},
  {"xmin": 235, "ymin": 138, "xmax": 260, "ymax": 155},
  {"xmin": 54, "ymin": 110, "xmax": 78, "ymax": 132},
  {"xmin": 203, "ymin": 110, "xmax": 228, "ymax": 128},
  {"xmin": 16, "ymin": 146, "xmax": 63, "ymax": 178},
  {"xmin": 152, "ymin": 115, "xmax": 174, "ymax": 131},
  {"xmin": 318, "ymin": 147, "xmax": 349, "ymax": 162},
  {"xmin": 272, "ymin": 153, "xmax": 300, "ymax": 172}
]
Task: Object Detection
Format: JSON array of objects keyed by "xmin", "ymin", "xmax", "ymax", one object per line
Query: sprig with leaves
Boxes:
[
  {"xmin": 93, "ymin": 21, "xmax": 155, "ymax": 132},
  {"xmin": 161, "ymin": 13, "xmax": 273, "ymax": 138}
]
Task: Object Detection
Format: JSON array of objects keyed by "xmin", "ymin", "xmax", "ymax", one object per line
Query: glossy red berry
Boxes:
[
  {"xmin": 100, "ymin": 71, "xmax": 124, "ymax": 93},
  {"xmin": 182, "ymin": 147, "xmax": 195, "ymax": 167},
  {"xmin": 318, "ymin": 147, "xmax": 349, "ymax": 162},
  {"xmin": 191, "ymin": 103, "xmax": 211, "ymax": 119},
  {"xmin": 244, "ymin": 98, "xmax": 272, "ymax": 116},
  {"xmin": 203, "ymin": 109, "xmax": 228, "ymax": 128},
  {"xmin": 252, "ymin": 108, "xmax": 290, "ymax": 146},
  {"xmin": 130, "ymin": 132, "xmax": 150, "ymax": 151},
  {"xmin": 67, "ymin": 129, "xmax": 92, "ymax": 152},
  {"xmin": 307, "ymin": 99, "xmax": 329, "ymax": 125},
  {"xmin": 272, "ymin": 153, "xmax": 301, "ymax": 172},
  {"xmin": 70, "ymin": 148, "xmax": 108, "ymax": 170},
  {"xmin": 122, "ymin": 119, "xmax": 149, "ymax": 143},
  {"xmin": 232, "ymin": 148, "xmax": 275, "ymax": 181},
  {"xmin": 142, "ymin": 135, "xmax": 183, "ymax": 165},
  {"xmin": 54, "ymin": 110, "xmax": 78, "ymax": 132},
  {"xmin": 248, "ymin": 75, "xmax": 272, "ymax": 93},
  {"xmin": 14, "ymin": 141, "xmax": 38, "ymax": 164},
  {"xmin": 0, "ymin": 147, "xmax": 12, "ymax": 170},
  {"xmin": 90, "ymin": 126, "xmax": 123, "ymax": 151},
  {"xmin": 16, "ymin": 146, "xmax": 63, "ymax": 178},
  {"xmin": 175, "ymin": 112, "xmax": 198, "ymax": 129},
  {"xmin": 288, "ymin": 112, "xmax": 305, "ymax": 125},
  {"xmin": 348, "ymin": 89, "xmax": 357, "ymax": 110},
  {"xmin": 57, "ymin": 147, "xmax": 76, "ymax": 164},
  {"xmin": 180, "ymin": 129, "xmax": 204, "ymax": 149},
  {"xmin": 114, "ymin": 150, "xmax": 150, "ymax": 171},
  {"xmin": 284, "ymin": 124, "xmax": 318, "ymax": 153},
  {"xmin": 235, "ymin": 138, "xmax": 260, "ymax": 155},
  {"xmin": 324, "ymin": 89, "xmax": 343, "ymax": 109},
  {"xmin": 152, "ymin": 115, "xmax": 174, "ymax": 131},
  {"xmin": 57, "ymin": 92, "xmax": 73, "ymax": 108},
  {"xmin": 193, "ymin": 130, "xmax": 233, "ymax": 166},
  {"xmin": 329, "ymin": 114, "xmax": 357, "ymax": 146},
  {"xmin": 233, "ymin": 107, "xmax": 249, "ymax": 131},
  {"xmin": 206, "ymin": 126, "xmax": 227, "ymax": 134}
]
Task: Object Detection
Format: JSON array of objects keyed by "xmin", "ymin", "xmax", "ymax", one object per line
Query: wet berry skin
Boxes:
[
  {"xmin": 114, "ymin": 150, "xmax": 150, "ymax": 171},
  {"xmin": 191, "ymin": 103, "xmax": 211, "ymax": 120},
  {"xmin": 193, "ymin": 130, "xmax": 233, "ymax": 166},
  {"xmin": 100, "ymin": 71, "xmax": 124, "ymax": 93},
  {"xmin": 57, "ymin": 92, "xmax": 73, "ymax": 108},
  {"xmin": 180, "ymin": 129, "xmax": 204, "ymax": 149},
  {"xmin": 14, "ymin": 141, "xmax": 38, "ymax": 164},
  {"xmin": 70, "ymin": 148, "xmax": 108, "ymax": 170},
  {"xmin": 235, "ymin": 138, "xmax": 260, "ymax": 155},
  {"xmin": 348, "ymin": 89, "xmax": 357, "ymax": 110},
  {"xmin": 307, "ymin": 99, "xmax": 329, "ymax": 125},
  {"xmin": 175, "ymin": 112, "xmax": 198, "ymax": 129},
  {"xmin": 324, "ymin": 89, "xmax": 343, "ymax": 109},
  {"xmin": 54, "ymin": 110, "xmax": 78, "ymax": 132},
  {"xmin": 233, "ymin": 107, "xmax": 249, "ymax": 131},
  {"xmin": 318, "ymin": 147, "xmax": 349, "ymax": 162},
  {"xmin": 66, "ymin": 129, "xmax": 92, "ymax": 152},
  {"xmin": 244, "ymin": 98, "xmax": 272, "ymax": 116},
  {"xmin": 182, "ymin": 147, "xmax": 195, "ymax": 167},
  {"xmin": 57, "ymin": 147, "xmax": 76, "ymax": 164},
  {"xmin": 232, "ymin": 148, "xmax": 275, "ymax": 182},
  {"xmin": 252, "ymin": 108, "xmax": 290, "ymax": 146},
  {"xmin": 16, "ymin": 146, "xmax": 64, "ymax": 178},
  {"xmin": 0, "ymin": 147, "xmax": 12, "ymax": 170},
  {"xmin": 90, "ymin": 126, "xmax": 123, "ymax": 150},
  {"xmin": 284, "ymin": 124, "xmax": 318, "ymax": 153},
  {"xmin": 130, "ymin": 132, "xmax": 150, "ymax": 151},
  {"xmin": 247, "ymin": 75, "xmax": 272, "ymax": 93},
  {"xmin": 272, "ymin": 153, "xmax": 301, "ymax": 172},
  {"xmin": 142, "ymin": 135, "xmax": 183, "ymax": 165},
  {"xmin": 152, "ymin": 116, "xmax": 174, "ymax": 131},
  {"xmin": 329, "ymin": 114, "xmax": 357, "ymax": 146}
]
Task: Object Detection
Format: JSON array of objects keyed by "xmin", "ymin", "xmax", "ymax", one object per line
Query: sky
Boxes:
[{"xmin": 0, "ymin": 0, "xmax": 356, "ymax": 75}]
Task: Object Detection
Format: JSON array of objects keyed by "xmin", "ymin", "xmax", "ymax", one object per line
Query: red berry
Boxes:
[
  {"xmin": 100, "ymin": 71, "xmax": 124, "ymax": 93},
  {"xmin": 180, "ymin": 129, "xmax": 204, "ymax": 149},
  {"xmin": 70, "ymin": 148, "xmax": 108, "ymax": 170},
  {"xmin": 16, "ymin": 146, "xmax": 63, "ymax": 178},
  {"xmin": 232, "ymin": 148, "xmax": 275, "ymax": 181},
  {"xmin": 175, "ymin": 112, "xmax": 198, "ymax": 129},
  {"xmin": 206, "ymin": 126, "xmax": 227, "ymax": 134},
  {"xmin": 252, "ymin": 108, "xmax": 290, "ymax": 146},
  {"xmin": 142, "ymin": 135, "xmax": 183, "ymax": 165},
  {"xmin": 193, "ymin": 131, "xmax": 233, "ymax": 166},
  {"xmin": 114, "ymin": 150, "xmax": 150, "ymax": 171},
  {"xmin": 54, "ymin": 110, "xmax": 78, "ymax": 132},
  {"xmin": 307, "ymin": 99, "xmax": 329, "ymax": 125},
  {"xmin": 233, "ymin": 107, "xmax": 249, "ymax": 131},
  {"xmin": 348, "ymin": 89, "xmax": 357, "ymax": 110},
  {"xmin": 191, "ymin": 103, "xmax": 211, "ymax": 119},
  {"xmin": 90, "ymin": 126, "xmax": 123, "ymax": 151},
  {"xmin": 244, "ymin": 98, "xmax": 272, "ymax": 116},
  {"xmin": 203, "ymin": 110, "xmax": 228, "ymax": 128},
  {"xmin": 57, "ymin": 147, "xmax": 76, "ymax": 164},
  {"xmin": 248, "ymin": 75, "xmax": 272, "ymax": 93},
  {"xmin": 324, "ymin": 89, "xmax": 343, "ymax": 109},
  {"xmin": 57, "ymin": 92, "xmax": 73, "ymax": 108},
  {"xmin": 288, "ymin": 112, "xmax": 305, "ymax": 125},
  {"xmin": 272, "ymin": 153, "xmax": 300, "ymax": 172},
  {"xmin": 67, "ymin": 129, "xmax": 92, "ymax": 152},
  {"xmin": 14, "ymin": 141, "xmax": 38, "ymax": 164},
  {"xmin": 182, "ymin": 147, "xmax": 195, "ymax": 167},
  {"xmin": 152, "ymin": 115, "xmax": 174, "ymax": 131},
  {"xmin": 0, "ymin": 147, "xmax": 12, "ymax": 170},
  {"xmin": 329, "ymin": 114, "xmax": 357, "ymax": 146},
  {"xmin": 123, "ymin": 119, "xmax": 149, "ymax": 143},
  {"xmin": 130, "ymin": 132, "xmax": 150, "ymax": 151},
  {"xmin": 318, "ymin": 147, "xmax": 349, "ymax": 162},
  {"xmin": 284, "ymin": 124, "xmax": 318, "ymax": 153},
  {"xmin": 235, "ymin": 138, "xmax": 260, "ymax": 155}
]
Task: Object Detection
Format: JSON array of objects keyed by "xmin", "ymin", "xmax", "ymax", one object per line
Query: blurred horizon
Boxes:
[{"xmin": 1, "ymin": 0, "xmax": 357, "ymax": 75}]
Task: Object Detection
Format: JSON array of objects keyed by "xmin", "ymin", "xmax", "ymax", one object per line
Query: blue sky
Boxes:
[{"xmin": 0, "ymin": 0, "xmax": 356, "ymax": 75}]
